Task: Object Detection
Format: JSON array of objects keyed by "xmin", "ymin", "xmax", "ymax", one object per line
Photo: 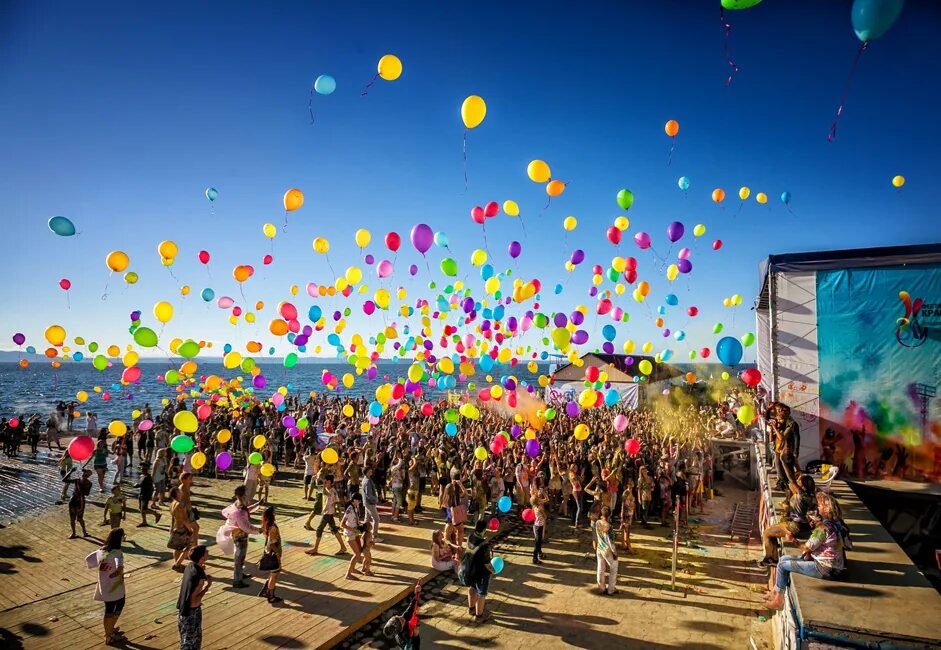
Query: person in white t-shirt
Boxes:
[{"xmin": 84, "ymin": 528, "xmax": 126, "ymax": 645}]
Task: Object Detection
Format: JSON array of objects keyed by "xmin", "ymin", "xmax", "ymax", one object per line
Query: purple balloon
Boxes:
[
  {"xmin": 508, "ymin": 241, "xmax": 522, "ymax": 259},
  {"xmin": 565, "ymin": 401, "xmax": 580, "ymax": 417},
  {"xmin": 253, "ymin": 374, "xmax": 267, "ymax": 389},
  {"xmin": 572, "ymin": 330, "xmax": 589, "ymax": 345},
  {"xmin": 410, "ymin": 223, "xmax": 434, "ymax": 254},
  {"xmin": 570, "ymin": 249, "xmax": 585, "ymax": 265},
  {"xmin": 366, "ymin": 366, "xmax": 378, "ymax": 380},
  {"xmin": 662, "ymin": 329, "xmax": 671, "ymax": 337},
  {"xmin": 294, "ymin": 334, "xmax": 309, "ymax": 346},
  {"xmin": 666, "ymin": 221, "xmax": 685, "ymax": 243},
  {"xmin": 510, "ymin": 424, "xmax": 522, "ymax": 438},
  {"xmin": 462, "ymin": 298, "xmax": 475, "ymax": 313},
  {"xmin": 287, "ymin": 426, "xmax": 300, "ymax": 437},
  {"xmin": 12, "ymin": 333, "xmax": 25, "ymax": 346},
  {"xmin": 215, "ymin": 451, "xmax": 233, "ymax": 471},
  {"xmin": 553, "ymin": 313, "xmax": 567, "ymax": 328},
  {"xmin": 282, "ymin": 415, "xmax": 296, "ymax": 428},
  {"xmin": 525, "ymin": 438, "xmax": 541, "ymax": 458},
  {"xmin": 624, "ymin": 356, "xmax": 634, "ymax": 366},
  {"xmin": 409, "ymin": 264, "xmax": 418, "ymax": 276},
  {"xmin": 677, "ymin": 258, "xmax": 693, "ymax": 274},
  {"xmin": 588, "ymin": 286, "xmax": 598, "ymax": 297},
  {"xmin": 602, "ymin": 342, "xmax": 615, "ymax": 354},
  {"xmin": 504, "ymin": 377, "xmax": 517, "ymax": 390},
  {"xmin": 634, "ymin": 232, "xmax": 651, "ymax": 249},
  {"xmin": 570, "ymin": 311, "xmax": 584, "ymax": 326},
  {"xmin": 507, "ymin": 316, "xmax": 518, "ymax": 331},
  {"xmin": 364, "ymin": 254, "xmax": 375, "ymax": 265}
]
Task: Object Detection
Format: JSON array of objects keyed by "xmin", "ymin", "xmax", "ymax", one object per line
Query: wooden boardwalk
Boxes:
[{"xmin": 0, "ymin": 469, "xmax": 441, "ymax": 649}]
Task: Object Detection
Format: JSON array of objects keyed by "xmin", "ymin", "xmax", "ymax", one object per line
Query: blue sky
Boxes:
[{"xmin": 1, "ymin": 0, "xmax": 939, "ymax": 362}]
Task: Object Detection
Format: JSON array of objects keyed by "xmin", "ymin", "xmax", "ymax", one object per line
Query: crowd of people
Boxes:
[{"xmin": 5, "ymin": 383, "xmax": 774, "ymax": 648}]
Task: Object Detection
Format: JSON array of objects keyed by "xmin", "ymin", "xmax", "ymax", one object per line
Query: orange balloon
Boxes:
[
  {"xmin": 712, "ymin": 188, "xmax": 726, "ymax": 203},
  {"xmin": 664, "ymin": 119, "xmax": 679, "ymax": 137},
  {"xmin": 685, "ymin": 372, "xmax": 697, "ymax": 383},
  {"xmin": 638, "ymin": 281, "xmax": 650, "ymax": 296},
  {"xmin": 546, "ymin": 180, "xmax": 566, "ymax": 197},
  {"xmin": 269, "ymin": 319, "xmax": 289, "ymax": 336},
  {"xmin": 45, "ymin": 347, "xmax": 58, "ymax": 358},
  {"xmin": 283, "ymin": 188, "xmax": 304, "ymax": 212},
  {"xmin": 233, "ymin": 265, "xmax": 254, "ymax": 283},
  {"xmin": 246, "ymin": 341, "xmax": 262, "ymax": 353},
  {"xmin": 19, "ymin": 359, "xmax": 29, "ymax": 368}
]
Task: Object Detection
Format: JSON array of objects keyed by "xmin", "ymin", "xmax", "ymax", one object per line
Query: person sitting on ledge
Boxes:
[{"xmin": 758, "ymin": 474, "xmax": 816, "ymax": 567}]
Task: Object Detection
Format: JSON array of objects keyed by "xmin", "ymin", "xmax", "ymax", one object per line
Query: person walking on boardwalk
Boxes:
[
  {"xmin": 258, "ymin": 506, "xmax": 283, "ymax": 603},
  {"xmin": 594, "ymin": 506, "xmax": 619, "ymax": 595},
  {"xmin": 217, "ymin": 485, "xmax": 260, "ymax": 588},
  {"xmin": 304, "ymin": 475, "xmax": 349, "ymax": 556},
  {"xmin": 68, "ymin": 468, "xmax": 92, "ymax": 539},
  {"xmin": 84, "ymin": 528, "xmax": 126, "ymax": 645},
  {"xmin": 361, "ymin": 464, "xmax": 384, "ymax": 543},
  {"xmin": 178, "ymin": 545, "xmax": 212, "ymax": 650}
]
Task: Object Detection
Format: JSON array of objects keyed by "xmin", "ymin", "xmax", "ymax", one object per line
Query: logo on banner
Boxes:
[{"xmin": 895, "ymin": 290, "xmax": 931, "ymax": 348}]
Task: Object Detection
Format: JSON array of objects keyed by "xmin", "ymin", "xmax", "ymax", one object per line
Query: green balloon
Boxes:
[
  {"xmin": 534, "ymin": 313, "xmax": 549, "ymax": 328},
  {"xmin": 88, "ymin": 342, "xmax": 98, "ymax": 352},
  {"xmin": 444, "ymin": 408, "xmax": 459, "ymax": 424},
  {"xmin": 713, "ymin": 323, "xmax": 724, "ymax": 334},
  {"xmin": 284, "ymin": 352, "xmax": 298, "ymax": 368},
  {"xmin": 721, "ymin": 0, "xmax": 761, "ymax": 9},
  {"xmin": 297, "ymin": 417, "xmax": 309, "ymax": 429},
  {"xmin": 92, "ymin": 354, "xmax": 108, "ymax": 371},
  {"xmin": 170, "ymin": 435, "xmax": 195, "ymax": 454},
  {"xmin": 440, "ymin": 258, "xmax": 458, "ymax": 277},
  {"xmin": 178, "ymin": 340, "xmax": 200, "ymax": 358},
  {"xmin": 248, "ymin": 451, "xmax": 263, "ymax": 465},
  {"xmin": 741, "ymin": 332, "xmax": 756, "ymax": 347},
  {"xmin": 545, "ymin": 408, "xmax": 556, "ymax": 421},
  {"xmin": 134, "ymin": 327, "xmax": 158, "ymax": 348},
  {"xmin": 165, "ymin": 369, "xmax": 180, "ymax": 385},
  {"xmin": 240, "ymin": 357, "xmax": 255, "ymax": 372},
  {"xmin": 606, "ymin": 267, "xmax": 620, "ymax": 282},
  {"xmin": 617, "ymin": 189, "xmax": 634, "ymax": 211}
]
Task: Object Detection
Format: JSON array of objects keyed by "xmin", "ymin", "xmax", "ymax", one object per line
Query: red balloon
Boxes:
[
  {"xmin": 59, "ymin": 278, "xmax": 71, "ymax": 290},
  {"xmin": 10, "ymin": 418, "xmax": 20, "ymax": 427},
  {"xmin": 624, "ymin": 256, "xmax": 638, "ymax": 271},
  {"xmin": 625, "ymin": 438, "xmax": 641, "ymax": 455},
  {"xmin": 484, "ymin": 201, "xmax": 500, "ymax": 217},
  {"xmin": 585, "ymin": 365, "xmax": 600, "ymax": 382},
  {"xmin": 606, "ymin": 226, "xmax": 622, "ymax": 245},
  {"xmin": 712, "ymin": 239, "xmax": 723, "ymax": 251},
  {"xmin": 198, "ymin": 250, "xmax": 210, "ymax": 264},
  {"xmin": 700, "ymin": 347, "xmax": 711, "ymax": 359},
  {"xmin": 478, "ymin": 388, "xmax": 492, "ymax": 401},
  {"xmin": 521, "ymin": 508, "xmax": 535, "ymax": 523},
  {"xmin": 687, "ymin": 306, "xmax": 699, "ymax": 317},
  {"xmin": 742, "ymin": 368, "xmax": 762, "ymax": 387},
  {"xmin": 385, "ymin": 232, "xmax": 401, "ymax": 252},
  {"xmin": 263, "ymin": 254, "xmax": 273, "ymax": 265},
  {"xmin": 471, "ymin": 206, "xmax": 485, "ymax": 224},
  {"xmin": 420, "ymin": 402, "xmax": 434, "ymax": 416},
  {"xmin": 623, "ymin": 269, "xmax": 637, "ymax": 284},
  {"xmin": 68, "ymin": 435, "xmax": 96, "ymax": 462},
  {"xmin": 392, "ymin": 383, "xmax": 406, "ymax": 400},
  {"xmin": 122, "ymin": 366, "xmax": 141, "ymax": 383}
]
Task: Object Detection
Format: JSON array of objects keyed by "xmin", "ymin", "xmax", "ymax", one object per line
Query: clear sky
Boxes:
[{"xmin": 1, "ymin": 0, "xmax": 940, "ymax": 363}]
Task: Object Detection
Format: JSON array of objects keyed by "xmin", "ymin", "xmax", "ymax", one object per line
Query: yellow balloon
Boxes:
[
  {"xmin": 377, "ymin": 54, "xmax": 402, "ymax": 81},
  {"xmin": 484, "ymin": 276, "xmax": 500, "ymax": 294},
  {"xmin": 342, "ymin": 403, "xmax": 355, "ymax": 418},
  {"xmin": 122, "ymin": 351, "xmax": 139, "ymax": 368},
  {"xmin": 738, "ymin": 186, "xmax": 751, "ymax": 200},
  {"xmin": 45, "ymin": 325, "xmax": 66, "ymax": 346},
  {"xmin": 223, "ymin": 351, "xmax": 242, "ymax": 369},
  {"xmin": 503, "ymin": 200, "xmax": 520, "ymax": 217},
  {"xmin": 313, "ymin": 237, "xmax": 330, "ymax": 254},
  {"xmin": 612, "ymin": 257, "xmax": 626, "ymax": 273},
  {"xmin": 471, "ymin": 249, "xmax": 488, "ymax": 266},
  {"xmin": 106, "ymin": 251, "xmax": 129, "ymax": 273},
  {"xmin": 173, "ymin": 410, "xmax": 198, "ymax": 433},
  {"xmin": 108, "ymin": 420, "xmax": 127, "ymax": 437},
  {"xmin": 375, "ymin": 288, "xmax": 391, "ymax": 309},
  {"xmin": 263, "ymin": 223, "xmax": 277, "ymax": 239},
  {"xmin": 639, "ymin": 359, "xmax": 653, "ymax": 375},
  {"xmin": 253, "ymin": 434, "xmax": 267, "ymax": 450},
  {"xmin": 693, "ymin": 223, "xmax": 706, "ymax": 237},
  {"xmin": 345, "ymin": 266, "xmax": 363, "ymax": 284},
  {"xmin": 438, "ymin": 357, "xmax": 455, "ymax": 374},
  {"xmin": 563, "ymin": 216, "xmax": 577, "ymax": 231},
  {"xmin": 123, "ymin": 271, "xmax": 138, "ymax": 285},
  {"xmin": 217, "ymin": 429, "xmax": 232, "ymax": 444},
  {"xmin": 353, "ymin": 228, "xmax": 372, "ymax": 249},
  {"xmin": 623, "ymin": 340, "xmax": 635, "ymax": 354},
  {"xmin": 76, "ymin": 390, "xmax": 88, "ymax": 403},
  {"xmin": 527, "ymin": 160, "xmax": 551, "ymax": 183},
  {"xmin": 283, "ymin": 188, "xmax": 304, "ymax": 211},
  {"xmin": 260, "ymin": 462, "xmax": 276, "ymax": 478},
  {"xmin": 180, "ymin": 285, "xmax": 190, "ymax": 296},
  {"xmin": 107, "ymin": 345, "xmax": 120, "ymax": 358},
  {"xmin": 574, "ymin": 423, "xmax": 590, "ymax": 441},
  {"xmin": 756, "ymin": 192, "xmax": 768, "ymax": 205},
  {"xmin": 614, "ymin": 216, "xmax": 629, "ymax": 231},
  {"xmin": 153, "ymin": 301, "xmax": 174, "ymax": 323},
  {"xmin": 642, "ymin": 341, "xmax": 653, "ymax": 353},
  {"xmin": 461, "ymin": 95, "xmax": 487, "ymax": 129},
  {"xmin": 157, "ymin": 240, "xmax": 178, "ymax": 259},
  {"xmin": 490, "ymin": 384, "xmax": 503, "ymax": 399},
  {"xmin": 666, "ymin": 264, "xmax": 679, "ymax": 281},
  {"xmin": 161, "ymin": 257, "xmax": 174, "ymax": 267},
  {"xmin": 892, "ymin": 175, "xmax": 905, "ymax": 188},
  {"xmin": 732, "ymin": 293, "xmax": 743, "ymax": 306},
  {"xmin": 321, "ymin": 447, "xmax": 339, "ymax": 465},
  {"xmin": 190, "ymin": 451, "xmax": 207, "ymax": 470}
]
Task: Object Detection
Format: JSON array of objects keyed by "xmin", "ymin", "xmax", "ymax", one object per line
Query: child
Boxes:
[
  {"xmin": 134, "ymin": 463, "xmax": 162, "ymax": 527},
  {"xmin": 102, "ymin": 484, "xmax": 126, "ymax": 529},
  {"xmin": 68, "ymin": 469, "xmax": 93, "ymax": 539}
]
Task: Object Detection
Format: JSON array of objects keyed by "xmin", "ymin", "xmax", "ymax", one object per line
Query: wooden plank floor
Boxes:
[{"xmin": 0, "ymin": 470, "xmax": 442, "ymax": 649}]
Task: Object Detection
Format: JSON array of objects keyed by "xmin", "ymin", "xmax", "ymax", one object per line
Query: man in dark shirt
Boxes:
[
  {"xmin": 466, "ymin": 519, "xmax": 495, "ymax": 624},
  {"xmin": 178, "ymin": 545, "xmax": 211, "ymax": 650},
  {"xmin": 671, "ymin": 471, "xmax": 689, "ymax": 527},
  {"xmin": 134, "ymin": 464, "xmax": 161, "ymax": 527}
]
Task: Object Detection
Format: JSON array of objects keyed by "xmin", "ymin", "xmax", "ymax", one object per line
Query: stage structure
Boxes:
[
  {"xmin": 546, "ymin": 353, "xmax": 681, "ymax": 409},
  {"xmin": 755, "ymin": 243, "xmax": 941, "ymax": 482}
]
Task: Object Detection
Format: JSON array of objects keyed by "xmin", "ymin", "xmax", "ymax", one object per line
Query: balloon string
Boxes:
[
  {"xmin": 102, "ymin": 273, "xmax": 112, "ymax": 301},
  {"xmin": 519, "ymin": 215, "xmax": 528, "ymax": 237},
  {"xmin": 463, "ymin": 130, "xmax": 468, "ymax": 192},
  {"xmin": 361, "ymin": 73, "xmax": 379, "ymax": 97},
  {"xmin": 721, "ymin": 9, "xmax": 740, "ymax": 87},
  {"xmin": 66, "ymin": 291, "xmax": 70, "ymax": 310},
  {"xmin": 309, "ymin": 83, "xmax": 316, "ymax": 124},
  {"xmin": 667, "ymin": 135, "xmax": 676, "ymax": 166},
  {"xmin": 828, "ymin": 42, "xmax": 869, "ymax": 142}
]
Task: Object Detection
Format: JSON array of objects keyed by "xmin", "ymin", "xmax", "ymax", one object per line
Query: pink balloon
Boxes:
[
  {"xmin": 363, "ymin": 301, "xmax": 376, "ymax": 315},
  {"xmin": 138, "ymin": 419, "xmax": 153, "ymax": 431},
  {"xmin": 678, "ymin": 247, "xmax": 691, "ymax": 260},
  {"xmin": 613, "ymin": 414, "xmax": 628, "ymax": 432},
  {"xmin": 122, "ymin": 366, "xmax": 141, "ymax": 383},
  {"xmin": 217, "ymin": 296, "xmax": 235, "ymax": 309},
  {"xmin": 377, "ymin": 260, "xmax": 393, "ymax": 278},
  {"xmin": 68, "ymin": 435, "xmax": 95, "ymax": 462},
  {"xmin": 634, "ymin": 232, "xmax": 651, "ymax": 249},
  {"xmin": 271, "ymin": 393, "xmax": 284, "ymax": 406}
]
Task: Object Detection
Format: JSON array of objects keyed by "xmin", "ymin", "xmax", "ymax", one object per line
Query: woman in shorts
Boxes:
[{"xmin": 341, "ymin": 493, "xmax": 365, "ymax": 580}]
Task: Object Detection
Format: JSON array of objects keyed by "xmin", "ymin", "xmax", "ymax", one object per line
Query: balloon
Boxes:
[
  {"xmin": 664, "ymin": 119, "xmax": 679, "ymax": 137},
  {"xmin": 713, "ymin": 240, "xmax": 723, "ymax": 251},
  {"xmin": 892, "ymin": 175, "xmax": 905, "ymax": 188},
  {"xmin": 283, "ymin": 188, "xmax": 304, "ymax": 212},
  {"xmin": 780, "ymin": 191, "xmax": 792, "ymax": 206},
  {"xmin": 474, "ymin": 446, "xmax": 488, "ymax": 461},
  {"xmin": 625, "ymin": 438, "xmax": 641, "ymax": 455},
  {"xmin": 108, "ymin": 420, "xmax": 127, "ymax": 437},
  {"xmin": 498, "ymin": 495, "xmax": 512, "ymax": 513},
  {"xmin": 613, "ymin": 414, "xmax": 628, "ymax": 432},
  {"xmin": 712, "ymin": 188, "xmax": 726, "ymax": 204},
  {"xmin": 377, "ymin": 259, "xmax": 394, "ymax": 278},
  {"xmin": 737, "ymin": 404, "xmax": 756, "ymax": 425},
  {"xmin": 171, "ymin": 434, "xmax": 195, "ymax": 454},
  {"xmin": 527, "ymin": 160, "xmax": 551, "ymax": 183},
  {"xmin": 491, "ymin": 556, "xmax": 505, "ymax": 574},
  {"xmin": 314, "ymin": 74, "xmax": 336, "ymax": 95},
  {"xmin": 106, "ymin": 251, "xmax": 129, "ymax": 272},
  {"xmin": 189, "ymin": 451, "xmax": 207, "ymax": 470},
  {"xmin": 461, "ymin": 95, "xmax": 487, "ymax": 129},
  {"xmin": 851, "ymin": 0, "xmax": 904, "ymax": 42},
  {"xmin": 410, "ymin": 223, "xmax": 433, "ymax": 254},
  {"xmin": 508, "ymin": 241, "xmax": 522, "ymax": 259},
  {"xmin": 248, "ymin": 452, "xmax": 263, "ymax": 465},
  {"xmin": 742, "ymin": 368, "xmax": 762, "ymax": 387},
  {"xmin": 205, "ymin": 187, "xmax": 219, "ymax": 201},
  {"xmin": 638, "ymin": 359, "xmax": 652, "ymax": 375},
  {"xmin": 525, "ymin": 438, "xmax": 540, "ymax": 458},
  {"xmin": 385, "ymin": 231, "xmax": 401, "ymax": 252},
  {"xmin": 574, "ymin": 423, "xmax": 590, "ymax": 440},
  {"xmin": 157, "ymin": 240, "xmax": 178, "ymax": 259},
  {"xmin": 722, "ymin": 0, "xmax": 763, "ymax": 9},
  {"xmin": 321, "ymin": 447, "xmax": 339, "ymax": 464},
  {"xmin": 354, "ymin": 228, "xmax": 371, "ymax": 249},
  {"xmin": 522, "ymin": 508, "xmax": 536, "ymax": 523},
  {"xmin": 132, "ymin": 327, "xmax": 156, "ymax": 349},
  {"xmin": 756, "ymin": 192, "xmax": 768, "ymax": 204},
  {"xmin": 434, "ymin": 231, "xmax": 449, "ymax": 248},
  {"xmin": 262, "ymin": 223, "xmax": 277, "ymax": 239},
  {"xmin": 200, "ymin": 288, "xmax": 215, "ymax": 302},
  {"xmin": 67, "ymin": 435, "xmax": 95, "ymax": 461},
  {"xmin": 12, "ymin": 333, "xmax": 25, "ymax": 346},
  {"xmin": 198, "ymin": 250, "xmax": 210, "ymax": 264},
  {"xmin": 503, "ymin": 200, "xmax": 520, "ymax": 216},
  {"xmin": 48, "ymin": 216, "xmax": 76, "ymax": 236},
  {"xmin": 677, "ymin": 176, "xmax": 690, "ymax": 191},
  {"xmin": 616, "ymin": 189, "xmax": 634, "ymax": 211},
  {"xmin": 606, "ymin": 227, "xmax": 622, "ymax": 245},
  {"xmin": 563, "ymin": 216, "xmax": 577, "ymax": 231},
  {"xmin": 215, "ymin": 451, "xmax": 233, "ymax": 471},
  {"xmin": 634, "ymin": 232, "xmax": 651, "ymax": 249},
  {"xmin": 261, "ymin": 463, "xmax": 276, "ymax": 478},
  {"xmin": 173, "ymin": 410, "xmax": 198, "ymax": 433},
  {"xmin": 546, "ymin": 180, "xmax": 566, "ymax": 197},
  {"xmin": 716, "ymin": 336, "xmax": 744, "ymax": 366},
  {"xmin": 45, "ymin": 325, "xmax": 66, "ymax": 346},
  {"xmin": 312, "ymin": 238, "xmax": 330, "ymax": 254},
  {"xmin": 693, "ymin": 224, "xmax": 706, "ymax": 237},
  {"xmin": 738, "ymin": 186, "xmax": 751, "ymax": 200},
  {"xmin": 153, "ymin": 301, "xmax": 174, "ymax": 323},
  {"xmin": 666, "ymin": 221, "xmax": 685, "ymax": 243},
  {"xmin": 440, "ymin": 258, "xmax": 458, "ymax": 276},
  {"xmin": 377, "ymin": 54, "xmax": 402, "ymax": 80},
  {"xmin": 741, "ymin": 332, "xmax": 756, "ymax": 347}
]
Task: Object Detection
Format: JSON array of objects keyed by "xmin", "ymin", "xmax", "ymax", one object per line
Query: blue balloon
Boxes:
[
  {"xmin": 554, "ymin": 283, "xmax": 563, "ymax": 294},
  {"xmin": 601, "ymin": 324, "xmax": 616, "ymax": 341},
  {"xmin": 314, "ymin": 74, "xmax": 336, "ymax": 95},
  {"xmin": 664, "ymin": 293, "xmax": 679, "ymax": 306},
  {"xmin": 661, "ymin": 348, "xmax": 673, "ymax": 362},
  {"xmin": 716, "ymin": 336, "xmax": 744, "ymax": 366},
  {"xmin": 497, "ymin": 495, "xmax": 512, "ymax": 513},
  {"xmin": 657, "ymin": 305, "xmax": 666, "ymax": 315},
  {"xmin": 851, "ymin": 0, "xmax": 904, "ymax": 42},
  {"xmin": 604, "ymin": 388, "xmax": 620, "ymax": 406},
  {"xmin": 674, "ymin": 330, "xmax": 686, "ymax": 342},
  {"xmin": 780, "ymin": 191, "xmax": 791, "ymax": 205},
  {"xmin": 369, "ymin": 401, "xmax": 383, "ymax": 417},
  {"xmin": 491, "ymin": 556, "xmax": 505, "ymax": 574},
  {"xmin": 445, "ymin": 422, "xmax": 458, "ymax": 436},
  {"xmin": 72, "ymin": 351, "xmax": 84, "ymax": 362},
  {"xmin": 677, "ymin": 176, "xmax": 690, "ymax": 191},
  {"xmin": 480, "ymin": 264, "xmax": 494, "ymax": 280},
  {"xmin": 309, "ymin": 305, "xmax": 322, "ymax": 322},
  {"xmin": 327, "ymin": 333, "xmax": 341, "ymax": 346},
  {"xmin": 48, "ymin": 216, "xmax": 76, "ymax": 236},
  {"xmin": 434, "ymin": 231, "xmax": 449, "ymax": 248},
  {"xmin": 201, "ymin": 288, "xmax": 215, "ymax": 302},
  {"xmin": 205, "ymin": 187, "xmax": 218, "ymax": 201}
]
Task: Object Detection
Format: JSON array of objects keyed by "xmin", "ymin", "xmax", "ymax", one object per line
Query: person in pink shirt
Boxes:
[{"xmin": 216, "ymin": 485, "xmax": 261, "ymax": 588}]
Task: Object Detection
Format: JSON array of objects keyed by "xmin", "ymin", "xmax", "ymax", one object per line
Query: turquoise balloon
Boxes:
[
  {"xmin": 48, "ymin": 216, "xmax": 76, "ymax": 236},
  {"xmin": 497, "ymin": 496, "xmax": 512, "ymax": 513},
  {"xmin": 205, "ymin": 187, "xmax": 218, "ymax": 201},
  {"xmin": 491, "ymin": 556, "xmax": 505, "ymax": 574},
  {"xmin": 677, "ymin": 176, "xmax": 690, "ymax": 191},
  {"xmin": 314, "ymin": 74, "xmax": 336, "ymax": 95},
  {"xmin": 851, "ymin": 0, "xmax": 904, "ymax": 42},
  {"xmin": 434, "ymin": 231, "xmax": 449, "ymax": 248},
  {"xmin": 201, "ymin": 288, "xmax": 215, "ymax": 302}
]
